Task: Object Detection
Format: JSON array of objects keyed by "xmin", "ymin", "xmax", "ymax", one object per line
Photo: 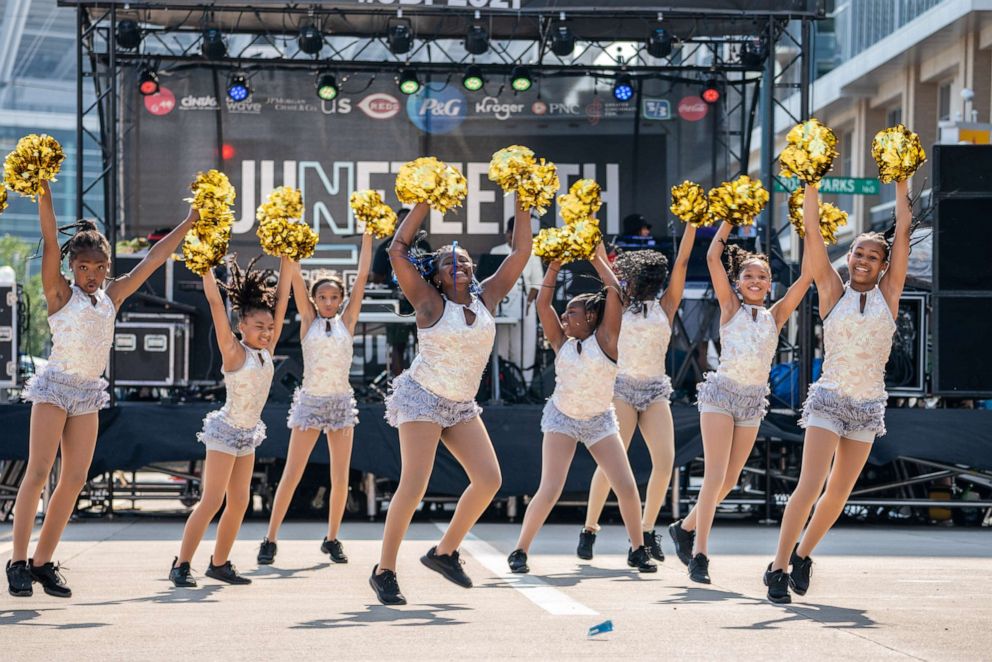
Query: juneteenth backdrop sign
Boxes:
[{"xmin": 125, "ymin": 68, "xmax": 670, "ymax": 272}]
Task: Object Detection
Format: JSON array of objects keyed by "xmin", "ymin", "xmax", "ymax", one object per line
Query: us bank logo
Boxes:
[{"xmin": 406, "ymin": 85, "xmax": 466, "ymax": 134}]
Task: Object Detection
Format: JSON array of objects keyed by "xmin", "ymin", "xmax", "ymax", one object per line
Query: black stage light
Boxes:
[
  {"xmin": 646, "ymin": 27, "xmax": 672, "ymax": 59},
  {"xmin": 613, "ymin": 72, "xmax": 634, "ymax": 102},
  {"xmin": 315, "ymin": 72, "xmax": 338, "ymax": 101},
  {"xmin": 299, "ymin": 24, "xmax": 324, "ymax": 55},
  {"xmin": 138, "ymin": 68, "xmax": 159, "ymax": 96},
  {"xmin": 201, "ymin": 27, "xmax": 227, "ymax": 60},
  {"xmin": 702, "ymin": 79, "xmax": 721, "ymax": 104},
  {"xmin": 227, "ymin": 72, "xmax": 251, "ymax": 102},
  {"xmin": 510, "ymin": 66, "xmax": 532, "ymax": 92},
  {"xmin": 388, "ymin": 22, "xmax": 412, "ymax": 54},
  {"xmin": 465, "ymin": 24, "xmax": 489, "ymax": 55},
  {"xmin": 398, "ymin": 68, "xmax": 421, "ymax": 95},
  {"xmin": 551, "ymin": 25, "xmax": 575, "ymax": 57},
  {"xmin": 740, "ymin": 38, "xmax": 768, "ymax": 69},
  {"xmin": 462, "ymin": 65, "xmax": 484, "ymax": 92},
  {"xmin": 117, "ymin": 19, "xmax": 142, "ymax": 51}
]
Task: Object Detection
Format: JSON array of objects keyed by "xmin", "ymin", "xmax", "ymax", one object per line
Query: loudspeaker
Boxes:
[
  {"xmin": 269, "ymin": 356, "xmax": 304, "ymax": 403},
  {"xmin": 933, "ymin": 197, "xmax": 992, "ymax": 291},
  {"xmin": 885, "ymin": 293, "xmax": 927, "ymax": 396},
  {"xmin": 0, "ymin": 280, "xmax": 16, "ymax": 387},
  {"xmin": 933, "ymin": 144, "xmax": 992, "ymax": 194},
  {"xmin": 933, "ymin": 294, "xmax": 992, "ymax": 396}
]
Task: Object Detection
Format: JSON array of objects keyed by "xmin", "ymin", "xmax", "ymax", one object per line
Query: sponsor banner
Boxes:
[
  {"xmin": 677, "ymin": 96, "xmax": 708, "ymax": 122},
  {"xmin": 642, "ymin": 98, "xmax": 671, "ymax": 121},
  {"xmin": 126, "ymin": 69, "xmax": 666, "ymax": 268}
]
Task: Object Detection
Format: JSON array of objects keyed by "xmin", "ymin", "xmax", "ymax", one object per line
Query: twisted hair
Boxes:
[
  {"xmin": 612, "ymin": 249, "xmax": 669, "ymax": 308},
  {"xmin": 571, "ymin": 290, "xmax": 608, "ymax": 331},
  {"xmin": 404, "ymin": 231, "xmax": 482, "ymax": 298},
  {"xmin": 723, "ymin": 243, "xmax": 769, "ymax": 282},
  {"xmin": 59, "ymin": 220, "xmax": 110, "ymax": 263},
  {"xmin": 220, "ymin": 255, "xmax": 276, "ymax": 318}
]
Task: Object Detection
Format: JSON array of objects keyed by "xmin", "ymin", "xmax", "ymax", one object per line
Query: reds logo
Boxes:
[{"xmin": 358, "ymin": 93, "xmax": 401, "ymax": 119}]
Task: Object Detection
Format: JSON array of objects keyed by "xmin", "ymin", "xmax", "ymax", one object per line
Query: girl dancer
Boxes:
[
  {"xmin": 764, "ymin": 182, "xmax": 906, "ymax": 604},
  {"xmin": 507, "ymin": 243, "xmax": 658, "ymax": 576},
  {"xmin": 579, "ymin": 224, "xmax": 697, "ymax": 562},
  {"xmin": 257, "ymin": 233, "xmax": 372, "ymax": 565},
  {"xmin": 6, "ymin": 180, "xmax": 196, "ymax": 598},
  {"xmin": 170, "ymin": 255, "xmax": 291, "ymax": 587},
  {"xmin": 668, "ymin": 219, "xmax": 810, "ymax": 584},
  {"xmin": 370, "ymin": 197, "xmax": 532, "ymax": 606}
]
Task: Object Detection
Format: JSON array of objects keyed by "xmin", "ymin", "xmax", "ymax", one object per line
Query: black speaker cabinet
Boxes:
[
  {"xmin": 933, "ymin": 144, "xmax": 992, "ymax": 194},
  {"xmin": 933, "ymin": 197, "xmax": 992, "ymax": 292},
  {"xmin": 933, "ymin": 294, "xmax": 992, "ymax": 396},
  {"xmin": 114, "ymin": 318, "xmax": 190, "ymax": 386},
  {"xmin": 0, "ymin": 282, "xmax": 16, "ymax": 387},
  {"xmin": 885, "ymin": 293, "xmax": 927, "ymax": 397}
]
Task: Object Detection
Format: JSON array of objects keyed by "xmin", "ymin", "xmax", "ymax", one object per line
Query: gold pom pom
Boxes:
[
  {"xmin": 871, "ymin": 124, "xmax": 927, "ymax": 183},
  {"xmin": 0, "ymin": 187, "xmax": 7, "ymax": 215},
  {"xmin": 788, "ymin": 188, "xmax": 848, "ymax": 245},
  {"xmin": 395, "ymin": 157, "xmax": 467, "ymax": 214},
  {"xmin": 558, "ymin": 178, "xmax": 601, "ymax": 225},
  {"xmin": 517, "ymin": 159, "xmax": 560, "ymax": 217},
  {"xmin": 488, "ymin": 145, "xmax": 536, "ymax": 192},
  {"xmin": 532, "ymin": 227, "xmax": 567, "ymax": 262},
  {"xmin": 779, "ymin": 119, "xmax": 839, "ymax": 184},
  {"xmin": 256, "ymin": 186, "xmax": 318, "ymax": 260},
  {"xmin": 670, "ymin": 180, "xmax": 711, "ymax": 227},
  {"xmin": 531, "ymin": 218, "xmax": 602, "ymax": 264},
  {"xmin": 706, "ymin": 175, "xmax": 769, "ymax": 227},
  {"xmin": 186, "ymin": 170, "xmax": 236, "ymax": 241},
  {"xmin": 2, "ymin": 134, "xmax": 66, "ymax": 201},
  {"xmin": 255, "ymin": 185, "xmax": 302, "ymax": 224},
  {"xmin": 181, "ymin": 229, "xmax": 229, "ymax": 276},
  {"xmin": 350, "ymin": 189, "xmax": 397, "ymax": 239}
]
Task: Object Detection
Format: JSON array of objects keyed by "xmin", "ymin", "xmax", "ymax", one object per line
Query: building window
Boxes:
[
  {"xmin": 841, "ymin": 130, "xmax": 853, "ymax": 176},
  {"xmin": 887, "ymin": 107, "xmax": 902, "ymax": 127},
  {"xmin": 938, "ymin": 82, "xmax": 952, "ymax": 122}
]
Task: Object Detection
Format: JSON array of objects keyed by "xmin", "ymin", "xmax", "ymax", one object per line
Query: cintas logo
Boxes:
[
  {"xmin": 406, "ymin": 86, "xmax": 466, "ymax": 134},
  {"xmin": 357, "ymin": 93, "xmax": 401, "ymax": 119},
  {"xmin": 179, "ymin": 94, "xmax": 218, "ymax": 111}
]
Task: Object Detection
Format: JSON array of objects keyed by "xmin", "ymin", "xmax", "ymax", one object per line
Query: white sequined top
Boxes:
[
  {"xmin": 408, "ymin": 296, "xmax": 496, "ymax": 402},
  {"xmin": 47, "ymin": 284, "xmax": 117, "ymax": 379},
  {"xmin": 552, "ymin": 335, "xmax": 618, "ymax": 420},
  {"xmin": 301, "ymin": 315, "xmax": 353, "ymax": 396},
  {"xmin": 716, "ymin": 303, "xmax": 779, "ymax": 386},
  {"xmin": 220, "ymin": 343, "xmax": 274, "ymax": 429},
  {"xmin": 819, "ymin": 285, "xmax": 896, "ymax": 400},
  {"xmin": 617, "ymin": 300, "xmax": 671, "ymax": 380}
]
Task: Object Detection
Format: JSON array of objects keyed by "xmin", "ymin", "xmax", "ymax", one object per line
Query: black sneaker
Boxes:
[
  {"xmin": 507, "ymin": 549, "xmax": 529, "ymax": 574},
  {"xmin": 626, "ymin": 546, "xmax": 658, "ymax": 573},
  {"xmin": 6, "ymin": 560, "xmax": 33, "ymax": 597},
  {"xmin": 420, "ymin": 546, "xmax": 472, "ymax": 588},
  {"xmin": 205, "ymin": 558, "xmax": 252, "ymax": 585},
  {"xmin": 668, "ymin": 520, "xmax": 695, "ymax": 566},
  {"xmin": 576, "ymin": 529, "xmax": 596, "ymax": 560},
  {"xmin": 789, "ymin": 545, "xmax": 813, "ymax": 596},
  {"xmin": 643, "ymin": 530, "xmax": 665, "ymax": 562},
  {"xmin": 369, "ymin": 565, "xmax": 407, "ymax": 605},
  {"xmin": 169, "ymin": 557, "xmax": 197, "ymax": 588},
  {"xmin": 321, "ymin": 538, "xmax": 348, "ymax": 564},
  {"xmin": 763, "ymin": 563, "xmax": 792, "ymax": 604},
  {"xmin": 29, "ymin": 560, "xmax": 71, "ymax": 598},
  {"xmin": 257, "ymin": 538, "xmax": 277, "ymax": 565},
  {"xmin": 688, "ymin": 553, "xmax": 711, "ymax": 584}
]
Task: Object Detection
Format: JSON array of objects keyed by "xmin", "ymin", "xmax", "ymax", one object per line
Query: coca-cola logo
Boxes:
[
  {"xmin": 143, "ymin": 86, "xmax": 175, "ymax": 116},
  {"xmin": 678, "ymin": 96, "xmax": 708, "ymax": 122},
  {"xmin": 475, "ymin": 96, "xmax": 523, "ymax": 121},
  {"xmin": 358, "ymin": 93, "xmax": 401, "ymax": 119}
]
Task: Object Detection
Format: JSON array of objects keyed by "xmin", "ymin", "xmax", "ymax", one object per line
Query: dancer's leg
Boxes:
[
  {"xmin": 211, "ymin": 453, "xmax": 256, "ymax": 565},
  {"xmin": 326, "ymin": 426, "xmax": 354, "ymax": 541},
  {"xmin": 265, "ymin": 427, "xmax": 321, "ymax": 541},
  {"xmin": 178, "ymin": 451, "xmax": 237, "ymax": 564},
  {"xmin": 583, "ymin": 400, "xmax": 637, "ymax": 531},
  {"xmin": 637, "ymin": 400, "xmax": 675, "ymax": 531},
  {"xmin": 11, "ymin": 404, "xmax": 68, "ymax": 562},
  {"xmin": 587, "ymin": 433, "xmax": 645, "ymax": 547},
  {"xmin": 514, "ymin": 433, "xmax": 578, "ymax": 553}
]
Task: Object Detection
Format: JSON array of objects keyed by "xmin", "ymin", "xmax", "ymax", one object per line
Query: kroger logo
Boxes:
[{"xmin": 406, "ymin": 85, "xmax": 466, "ymax": 134}]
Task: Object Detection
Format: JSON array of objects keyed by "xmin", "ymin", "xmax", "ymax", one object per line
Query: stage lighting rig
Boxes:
[
  {"xmin": 462, "ymin": 65, "xmax": 485, "ymax": 92},
  {"xmin": 226, "ymin": 72, "xmax": 251, "ymax": 101},
  {"xmin": 388, "ymin": 21, "xmax": 413, "ymax": 54},
  {"xmin": 702, "ymin": 78, "xmax": 721, "ymax": 104},
  {"xmin": 315, "ymin": 72, "xmax": 338, "ymax": 101},
  {"xmin": 739, "ymin": 38, "xmax": 768, "ymax": 69},
  {"xmin": 201, "ymin": 27, "xmax": 227, "ymax": 60},
  {"xmin": 613, "ymin": 72, "xmax": 634, "ymax": 102},
  {"xmin": 398, "ymin": 68, "xmax": 421, "ymax": 95},
  {"xmin": 117, "ymin": 19, "xmax": 142, "ymax": 50},
  {"xmin": 138, "ymin": 68, "xmax": 159, "ymax": 96},
  {"xmin": 299, "ymin": 24, "xmax": 324, "ymax": 55},
  {"xmin": 551, "ymin": 24, "xmax": 575, "ymax": 57},
  {"xmin": 646, "ymin": 27, "xmax": 673, "ymax": 59},
  {"xmin": 465, "ymin": 24, "xmax": 489, "ymax": 55},
  {"xmin": 510, "ymin": 66, "xmax": 532, "ymax": 92}
]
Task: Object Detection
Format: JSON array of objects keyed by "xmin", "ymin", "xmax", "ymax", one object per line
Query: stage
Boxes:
[{"xmin": 0, "ymin": 520, "xmax": 989, "ymax": 660}]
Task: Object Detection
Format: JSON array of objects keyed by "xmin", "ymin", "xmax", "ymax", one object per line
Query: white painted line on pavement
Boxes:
[{"xmin": 434, "ymin": 523, "xmax": 598, "ymax": 616}]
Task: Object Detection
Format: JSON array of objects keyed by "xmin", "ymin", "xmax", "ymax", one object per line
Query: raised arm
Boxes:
[
  {"xmin": 267, "ymin": 257, "xmax": 294, "ymax": 355},
  {"xmin": 770, "ymin": 252, "xmax": 813, "ymax": 330},
  {"xmin": 590, "ymin": 242, "xmax": 623, "ymax": 360},
  {"xmin": 880, "ymin": 179, "xmax": 910, "ymax": 316},
  {"xmin": 536, "ymin": 260, "xmax": 565, "ymax": 352},
  {"xmin": 107, "ymin": 207, "xmax": 199, "ymax": 307},
  {"xmin": 342, "ymin": 231, "xmax": 373, "ymax": 333},
  {"xmin": 38, "ymin": 180, "xmax": 72, "ymax": 313},
  {"xmin": 801, "ymin": 184, "xmax": 844, "ymax": 315},
  {"xmin": 660, "ymin": 223, "xmax": 697, "ymax": 322},
  {"xmin": 387, "ymin": 202, "xmax": 443, "ymax": 323},
  {"xmin": 706, "ymin": 221, "xmax": 740, "ymax": 323},
  {"xmin": 480, "ymin": 195, "xmax": 532, "ymax": 311},
  {"xmin": 292, "ymin": 266, "xmax": 315, "ymax": 334},
  {"xmin": 203, "ymin": 267, "xmax": 244, "ymax": 372}
]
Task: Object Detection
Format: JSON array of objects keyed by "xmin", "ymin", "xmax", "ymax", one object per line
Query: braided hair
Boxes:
[
  {"xmin": 570, "ymin": 290, "xmax": 608, "ymax": 331},
  {"xmin": 59, "ymin": 220, "xmax": 110, "ymax": 263},
  {"xmin": 404, "ymin": 231, "xmax": 483, "ymax": 298},
  {"xmin": 612, "ymin": 249, "xmax": 669, "ymax": 309},
  {"xmin": 219, "ymin": 255, "xmax": 276, "ymax": 319},
  {"xmin": 723, "ymin": 243, "xmax": 770, "ymax": 282}
]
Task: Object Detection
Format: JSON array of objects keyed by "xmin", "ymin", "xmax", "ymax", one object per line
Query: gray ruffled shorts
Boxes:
[
  {"xmin": 541, "ymin": 400, "xmax": 619, "ymax": 447},
  {"xmin": 800, "ymin": 382, "xmax": 886, "ymax": 441},
  {"xmin": 22, "ymin": 367, "xmax": 109, "ymax": 417},
  {"xmin": 287, "ymin": 388, "xmax": 358, "ymax": 432},
  {"xmin": 197, "ymin": 410, "xmax": 266, "ymax": 456},
  {"xmin": 614, "ymin": 374, "xmax": 673, "ymax": 412},
  {"xmin": 696, "ymin": 372, "xmax": 770, "ymax": 423},
  {"xmin": 385, "ymin": 372, "xmax": 482, "ymax": 429}
]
